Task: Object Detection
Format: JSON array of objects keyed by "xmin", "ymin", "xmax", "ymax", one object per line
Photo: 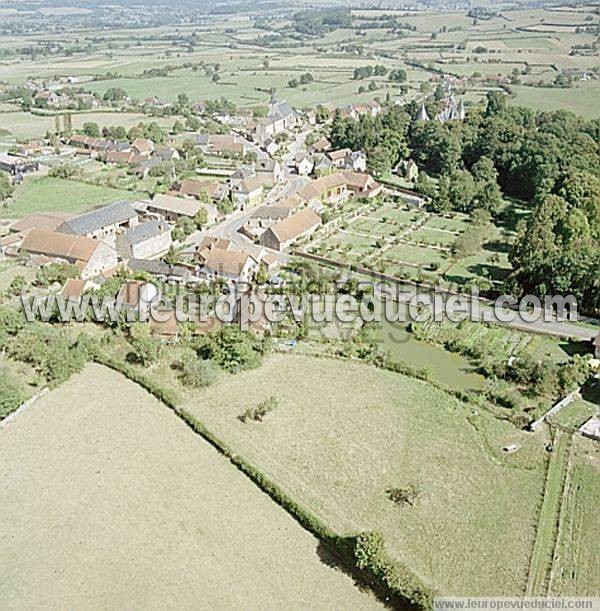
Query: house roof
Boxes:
[
  {"xmin": 21, "ymin": 229, "xmax": 101, "ymax": 263},
  {"xmin": 178, "ymin": 179, "xmax": 221, "ymax": 198},
  {"xmin": 204, "ymin": 248, "xmax": 255, "ymax": 276},
  {"xmin": 131, "ymin": 137, "xmax": 153, "ymax": 154},
  {"xmin": 58, "ymin": 200, "xmax": 136, "ymax": 235},
  {"xmin": 200, "ymin": 236, "xmax": 233, "ymax": 251},
  {"xmin": 310, "ymin": 137, "xmax": 330, "ymax": 152},
  {"xmin": 10, "ymin": 212, "xmax": 73, "ymax": 233},
  {"xmin": 149, "ymin": 193, "xmax": 201, "ymax": 217},
  {"xmin": 123, "ymin": 220, "xmax": 170, "ymax": 246},
  {"xmin": 128, "ymin": 258, "xmax": 189, "ymax": 278},
  {"xmin": 327, "ymin": 148, "xmax": 352, "ymax": 161},
  {"xmin": 251, "ymin": 206, "xmax": 293, "ymax": 221},
  {"xmin": 297, "ymin": 173, "xmax": 346, "ymax": 201},
  {"xmin": 268, "ymin": 208, "xmax": 321, "ymax": 244},
  {"xmin": 60, "ymin": 278, "xmax": 86, "ymax": 299},
  {"xmin": 235, "ymin": 177, "xmax": 264, "ymax": 194},
  {"xmin": 117, "ymin": 279, "xmax": 143, "ymax": 307},
  {"xmin": 341, "ymin": 171, "xmax": 378, "ymax": 190}
]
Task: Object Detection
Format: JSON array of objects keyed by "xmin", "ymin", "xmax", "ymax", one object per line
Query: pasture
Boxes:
[
  {"xmin": 182, "ymin": 353, "xmax": 548, "ymax": 597},
  {"xmin": 2, "ymin": 176, "xmax": 139, "ymax": 218},
  {"xmin": 550, "ymin": 436, "xmax": 600, "ymax": 596},
  {"xmin": 0, "ymin": 364, "xmax": 381, "ymax": 609}
]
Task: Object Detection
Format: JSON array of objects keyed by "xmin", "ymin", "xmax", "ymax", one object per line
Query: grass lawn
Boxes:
[
  {"xmin": 550, "ymin": 436, "xmax": 600, "ymax": 596},
  {"xmin": 2, "ymin": 176, "xmax": 140, "ymax": 218},
  {"xmin": 509, "ymin": 84, "xmax": 600, "ymax": 119},
  {"xmin": 0, "ymin": 364, "xmax": 380, "ymax": 609},
  {"xmin": 183, "ymin": 354, "xmax": 547, "ymax": 597}
]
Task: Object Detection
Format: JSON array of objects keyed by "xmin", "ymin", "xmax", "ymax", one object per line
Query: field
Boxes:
[
  {"xmin": 182, "ymin": 353, "xmax": 548, "ymax": 596},
  {"xmin": 0, "ymin": 364, "xmax": 381, "ymax": 609},
  {"xmin": 550, "ymin": 436, "xmax": 600, "ymax": 596},
  {"xmin": 508, "ymin": 83, "xmax": 600, "ymax": 119},
  {"xmin": 0, "ymin": 111, "xmax": 175, "ymax": 140},
  {"xmin": 0, "ymin": 176, "xmax": 140, "ymax": 218}
]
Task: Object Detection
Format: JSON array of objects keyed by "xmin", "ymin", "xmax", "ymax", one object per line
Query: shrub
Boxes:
[
  {"xmin": 178, "ymin": 357, "xmax": 219, "ymax": 388},
  {"xmin": 0, "ymin": 371, "xmax": 26, "ymax": 420},
  {"xmin": 196, "ymin": 326, "xmax": 267, "ymax": 373},
  {"xmin": 387, "ymin": 484, "xmax": 422, "ymax": 507},
  {"xmin": 239, "ymin": 396, "xmax": 279, "ymax": 422}
]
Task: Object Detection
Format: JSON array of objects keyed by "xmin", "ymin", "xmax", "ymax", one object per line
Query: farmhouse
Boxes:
[
  {"xmin": 116, "ymin": 220, "xmax": 172, "ymax": 261},
  {"xmin": 202, "ymin": 248, "xmax": 259, "ymax": 283},
  {"xmin": 259, "ymin": 208, "xmax": 321, "ymax": 251},
  {"xmin": 327, "ymin": 148, "xmax": 352, "ymax": 168},
  {"xmin": 309, "ymin": 137, "xmax": 331, "ymax": 153},
  {"xmin": 196, "ymin": 134, "xmax": 246, "ymax": 156},
  {"xmin": 20, "ymin": 229, "xmax": 118, "ymax": 279},
  {"xmin": 131, "ymin": 137, "xmax": 154, "ymax": 157},
  {"xmin": 10, "ymin": 212, "xmax": 73, "ymax": 234},
  {"xmin": 395, "ymin": 159, "xmax": 419, "ymax": 181},
  {"xmin": 341, "ymin": 171, "xmax": 383, "ymax": 198},
  {"xmin": 57, "ymin": 200, "xmax": 138, "ymax": 243},
  {"xmin": 146, "ymin": 193, "xmax": 217, "ymax": 224}
]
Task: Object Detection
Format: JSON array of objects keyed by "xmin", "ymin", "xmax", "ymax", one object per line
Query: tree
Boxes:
[
  {"xmin": 172, "ymin": 120, "xmax": 184, "ymax": 134},
  {"xmin": 128, "ymin": 323, "xmax": 161, "ymax": 366},
  {"xmin": 368, "ymin": 144, "xmax": 392, "ymax": 176},
  {"xmin": 177, "ymin": 356, "xmax": 219, "ymax": 388},
  {"xmin": 389, "ymin": 68, "xmax": 407, "ymax": 82},
  {"xmin": 0, "ymin": 371, "xmax": 26, "ymax": 420},
  {"xmin": 82, "ymin": 121, "xmax": 100, "ymax": 137},
  {"xmin": 431, "ymin": 175, "xmax": 452, "ymax": 213},
  {"xmin": 194, "ymin": 207, "xmax": 209, "ymax": 229},
  {"xmin": 0, "ymin": 173, "xmax": 14, "ymax": 202}
]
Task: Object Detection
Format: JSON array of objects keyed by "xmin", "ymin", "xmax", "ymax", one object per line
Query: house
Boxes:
[
  {"xmin": 309, "ymin": 137, "xmax": 330, "ymax": 153},
  {"xmin": 327, "ymin": 148, "xmax": 352, "ymax": 169},
  {"xmin": 57, "ymin": 200, "xmax": 138, "ymax": 244},
  {"xmin": 255, "ymin": 158, "xmax": 284, "ymax": 183},
  {"xmin": 131, "ymin": 138, "xmax": 154, "ymax": 157},
  {"xmin": 116, "ymin": 220, "xmax": 172, "ymax": 261},
  {"xmin": 312, "ymin": 153, "xmax": 333, "ymax": 175},
  {"xmin": 175, "ymin": 179, "xmax": 228, "ymax": 202},
  {"xmin": 60, "ymin": 278, "xmax": 88, "ymax": 300},
  {"xmin": 344, "ymin": 150, "xmax": 367, "ymax": 172},
  {"xmin": 153, "ymin": 145, "xmax": 180, "ymax": 161},
  {"xmin": 146, "ymin": 193, "xmax": 217, "ymax": 224},
  {"xmin": 196, "ymin": 134, "xmax": 246, "ymax": 156},
  {"xmin": 105, "ymin": 150, "xmax": 140, "ymax": 165},
  {"xmin": 395, "ymin": 159, "xmax": 419, "ymax": 181},
  {"xmin": 20, "ymin": 229, "xmax": 118, "ymax": 279},
  {"xmin": 134, "ymin": 157, "xmax": 167, "ymax": 179},
  {"xmin": 229, "ymin": 165, "xmax": 256, "ymax": 187},
  {"xmin": 259, "ymin": 208, "xmax": 321, "ymax": 251},
  {"xmin": 240, "ymin": 206, "xmax": 294, "ymax": 240},
  {"xmin": 297, "ymin": 173, "xmax": 348, "ymax": 207},
  {"xmin": 202, "ymin": 248, "xmax": 259, "ymax": 283},
  {"xmin": 0, "ymin": 153, "xmax": 39, "ymax": 176},
  {"xmin": 295, "ymin": 154, "xmax": 314, "ymax": 176},
  {"xmin": 341, "ymin": 171, "xmax": 383, "ymax": 198},
  {"xmin": 10, "ymin": 212, "xmax": 73, "ymax": 234},
  {"xmin": 230, "ymin": 177, "xmax": 264, "ymax": 210},
  {"xmin": 195, "ymin": 235, "xmax": 234, "ymax": 265}
]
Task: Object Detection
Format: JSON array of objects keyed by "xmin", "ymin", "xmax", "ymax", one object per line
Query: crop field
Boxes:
[
  {"xmin": 0, "ymin": 364, "xmax": 381, "ymax": 609},
  {"xmin": 182, "ymin": 353, "xmax": 548, "ymax": 597},
  {"xmin": 1, "ymin": 176, "xmax": 140, "ymax": 218},
  {"xmin": 550, "ymin": 436, "xmax": 600, "ymax": 596}
]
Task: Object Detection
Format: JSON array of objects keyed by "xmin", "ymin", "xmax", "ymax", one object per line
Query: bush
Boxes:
[
  {"xmin": 178, "ymin": 357, "xmax": 219, "ymax": 388},
  {"xmin": 0, "ymin": 371, "xmax": 26, "ymax": 420},
  {"xmin": 239, "ymin": 396, "xmax": 279, "ymax": 422},
  {"xmin": 196, "ymin": 326, "xmax": 267, "ymax": 373}
]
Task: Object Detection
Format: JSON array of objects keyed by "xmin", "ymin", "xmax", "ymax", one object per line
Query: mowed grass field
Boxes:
[
  {"xmin": 550, "ymin": 436, "xmax": 600, "ymax": 596},
  {"xmin": 182, "ymin": 354, "xmax": 548, "ymax": 597},
  {"xmin": 1, "ymin": 176, "xmax": 139, "ymax": 218},
  {"xmin": 509, "ymin": 83, "xmax": 600, "ymax": 119},
  {"xmin": 0, "ymin": 364, "xmax": 381, "ymax": 609}
]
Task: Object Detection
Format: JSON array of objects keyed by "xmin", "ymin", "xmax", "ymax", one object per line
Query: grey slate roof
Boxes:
[
  {"xmin": 58, "ymin": 200, "xmax": 137, "ymax": 235},
  {"xmin": 123, "ymin": 220, "xmax": 170, "ymax": 245},
  {"xmin": 128, "ymin": 258, "xmax": 189, "ymax": 279}
]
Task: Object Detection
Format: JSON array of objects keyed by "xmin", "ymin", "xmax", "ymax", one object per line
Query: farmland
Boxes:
[
  {"xmin": 550, "ymin": 436, "xmax": 600, "ymax": 596},
  {"xmin": 1, "ymin": 176, "xmax": 141, "ymax": 218},
  {"xmin": 182, "ymin": 353, "xmax": 548, "ymax": 597},
  {"xmin": 0, "ymin": 364, "xmax": 381, "ymax": 609}
]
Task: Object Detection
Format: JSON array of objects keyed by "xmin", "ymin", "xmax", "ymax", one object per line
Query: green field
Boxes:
[
  {"xmin": 509, "ymin": 84, "xmax": 600, "ymax": 119},
  {"xmin": 1, "ymin": 176, "xmax": 139, "ymax": 218},
  {"xmin": 550, "ymin": 436, "xmax": 600, "ymax": 596},
  {"xmin": 183, "ymin": 353, "xmax": 548, "ymax": 596}
]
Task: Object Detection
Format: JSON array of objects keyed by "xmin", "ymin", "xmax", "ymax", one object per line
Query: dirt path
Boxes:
[{"xmin": 0, "ymin": 364, "xmax": 383, "ymax": 610}]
